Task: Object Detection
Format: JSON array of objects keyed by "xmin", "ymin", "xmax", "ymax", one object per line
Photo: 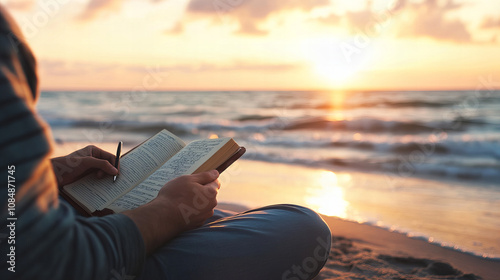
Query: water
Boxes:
[{"xmin": 37, "ymin": 90, "xmax": 500, "ymax": 259}]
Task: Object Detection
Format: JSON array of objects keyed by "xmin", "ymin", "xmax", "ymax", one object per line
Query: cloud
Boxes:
[
  {"xmin": 393, "ymin": 0, "xmax": 471, "ymax": 43},
  {"xmin": 343, "ymin": 1, "xmax": 380, "ymax": 32},
  {"xmin": 40, "ymin": 60, "xmax": 118, "ymax": 76},
  {"xmin": 318, "ymin": 1, "xmax": 405, "ymax": 31},
  {"xmin": 40, "ymin": 59, "xmax": 300, "ymax": 76},
  {"xmin": 77, "ymin": 0, "xmax": 122, "ymax": 21},
  {"xmin": 481, "ymin": 17, "xmax": 500, "ymax": 29},
  {"xmin": 317, "ymin": 0, "xmax": 472, "ymax": 43},
  {"xmin": 127, "ymin": 61, "xmax": 300, "ymax": 73},
  {"xmin": 75, "ymin": 0, "xmax": 167, "ymax": 22},
  {"xmin": 185, "ymin": 0, "xmax": 330, "ymax": 35}
]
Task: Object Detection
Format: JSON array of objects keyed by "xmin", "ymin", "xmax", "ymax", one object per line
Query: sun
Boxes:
[
  {"xmin": 305, "ymin": 171, "xmax": 351, "ymax": 218},
  {"xmin": 302, "ymin": 37, "xmax": 365, "ymax": 85}
]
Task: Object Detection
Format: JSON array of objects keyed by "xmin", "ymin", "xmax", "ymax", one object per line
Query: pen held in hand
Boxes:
[{"xmin": 113, "ymin": 141, "xmax": 122, "ymax": 183}]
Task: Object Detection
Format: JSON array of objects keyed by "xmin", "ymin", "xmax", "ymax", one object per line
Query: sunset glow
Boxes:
[
  {"xmin": 306, "ymin": 171, "xmax": 350, "ymax": 218},
  {"xmin": 303, "ymin": 38, "xmax": 365, "ymax": 86},
  {"xmin": 1, "ymin": 0, "xmax": 499, "ymax": 90}
]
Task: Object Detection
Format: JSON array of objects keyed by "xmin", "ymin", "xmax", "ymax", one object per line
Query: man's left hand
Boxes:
[{"xmin": 51, "ymin": 145, "xmax": 118, "ymax": 188}]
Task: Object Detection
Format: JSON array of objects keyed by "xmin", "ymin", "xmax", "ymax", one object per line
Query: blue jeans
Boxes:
[{"xmin": 136, "ymin": 204, "xmax": 331, "ymax": 280}]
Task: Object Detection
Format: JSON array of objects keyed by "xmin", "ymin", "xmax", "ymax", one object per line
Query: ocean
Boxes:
[{"xmin": 37, "ymin": 90, "xmax": 500, "ymax": 259}]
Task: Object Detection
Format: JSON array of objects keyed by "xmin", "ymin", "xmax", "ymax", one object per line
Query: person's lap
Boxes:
[
  {"xmin": 136, "ymin": 204, "xmax": 331, "ymax": 280},
  {"xmin": 59, "ymin": 195, "xmax": 331, "ymax": 280}
]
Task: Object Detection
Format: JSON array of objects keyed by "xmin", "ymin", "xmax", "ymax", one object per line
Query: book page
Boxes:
[
  {"xmin": 108, "ymin": 138, "xmax": 230, "ymax": 212},
  {"xmin": 63, "ymin": 130, "xmax": 186, "ymax": 212}
]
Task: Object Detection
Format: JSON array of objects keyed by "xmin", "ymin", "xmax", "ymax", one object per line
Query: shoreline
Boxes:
[
  {"xmin": 217, "ymin": 202, "xmax": 499, "ymax": 280},
  {"xmin": 214, "ymin": 159, "xmax": 500, "ymax": 260},
  {"xmin": 53, "ymin": 142, "xmax": 500, "ymax": 279},
  {"xmin": 320, "ymin": 215, "xmax": 499, "ymax": 280}
]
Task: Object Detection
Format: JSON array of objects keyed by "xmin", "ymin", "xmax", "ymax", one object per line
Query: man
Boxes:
[{"xmin": 0, "ymin": 5, "xmax": 331, "ymax": 280}]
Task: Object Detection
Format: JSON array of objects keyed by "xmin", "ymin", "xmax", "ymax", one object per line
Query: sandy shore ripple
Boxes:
[
  {"xmin": 217, "ymin": 203, "xmax": 498, "ymax": 280},
  {"xmin": 318, "ymin": 236, "xmax": 481, "ymax": 280},
  {"xmin": 316, "ymin": 216, "xmax": 499, "ymax": 280}
]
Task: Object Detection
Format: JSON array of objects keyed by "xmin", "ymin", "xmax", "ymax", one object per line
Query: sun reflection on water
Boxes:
[{"xmin": 306, "ymin": 171, "xmax": 350, "ymax": 218}]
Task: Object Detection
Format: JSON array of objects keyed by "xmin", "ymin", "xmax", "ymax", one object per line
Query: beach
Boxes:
[
  {"xmin": 4, "ymin": 1, "xmax": 499, "ymax": 278},
  {"xmin": 54, "ymin": 143, "xmax": 500, "ymax": 280},
  {"xmin": 217, "ymin": 203, "xmax": 499, "ymax": 280},
  {"xmin": 213, "ymin": 160, "xmax": 500, "ymax": 280},
  {"xmin": 46, "ymin": 90, "xmax": 500, "ymax": 279},
  {"xmin": 318, "ymin": 216, "xmax": 499, "ymax": 280}
]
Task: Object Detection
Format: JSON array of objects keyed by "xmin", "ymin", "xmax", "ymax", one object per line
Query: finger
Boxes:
[
  {"xmin": 82, "ymin": 157, "xmax": 118, "ymax": 175},
  {"xmin": 96, "ymin": 170, "xmax": 104, "ymax": 178},
  {"xmin": 192, "ymin": 170, "xmax": 219, "ymax": 184},
  {"xmin": 206, "ymin": 179, "xmax": 221, "ymax": 190},
  {"xmin": 203, "ymin": 181, "xmax": 219, "ymax": 198},
  {"xmin": 89, "ymin": 145, "xmax": 116, "ymax": 166}
]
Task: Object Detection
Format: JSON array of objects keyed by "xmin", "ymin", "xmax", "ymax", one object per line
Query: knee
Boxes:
[
  {"xmin": 271, "ymin": 204, "xmax": 331, "ymax": 236},
  {"xmin": 263, "ymin": 204, "xmax": 332, "ymax": 249},
  {"xmin": 244, "ymin": 203, "xmax": 332, "ymax": 254},
  {"xmin": 272, "ymin": 205, "xmax": 332, "ymax": 279}
]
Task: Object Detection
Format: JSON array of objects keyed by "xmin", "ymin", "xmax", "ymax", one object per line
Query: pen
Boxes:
[{"xmin": 113, "ymin": 141, "xmax": 122, "ymax": 182}]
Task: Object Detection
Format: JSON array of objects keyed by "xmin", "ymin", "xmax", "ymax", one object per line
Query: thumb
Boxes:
[
  {"xmin": 81, "ymin": 157, "xmax": 118, "ymax": 175},
  {"xmin": 192, "ymin": 170, "xmax": 219, "ymax": 184}
]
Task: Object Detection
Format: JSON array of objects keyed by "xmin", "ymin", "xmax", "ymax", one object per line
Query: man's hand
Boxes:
[
  {"xmin": 123, "ymin": 170, "xmax": 220, "ymax": 255},
  {"xmin": 155, "ymin": 171, "xmax": 221, "ymax": 230},
  {"xmin": 51, "ymin": 145, "xmax": 118, "ymax": 188}
]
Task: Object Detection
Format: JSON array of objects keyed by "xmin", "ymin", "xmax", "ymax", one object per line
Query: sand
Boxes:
[
  {"xmin": 53, "ymin": 142, "xmax": 500, "ymax": 280},
  {"xmin": 217, "ymin": 203, "xmax": 499, "ymax": 280},
  {"xmin": 317, "ymin": 216, "xmax": 499, "ymax": 280}
]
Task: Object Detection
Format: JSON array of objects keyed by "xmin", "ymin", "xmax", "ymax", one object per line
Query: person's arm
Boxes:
[
  {"xmin": 51, "ymin": 145, "xmax": 220, "ymax": 254},
  {"xmin": 0, "ymin": 7, "xmax": 145, "ymax": 279},
  {"xmin": 0, "ymin": 6, "xmax": 220, "ymax": 279},
  {"xmin": 51, "ymin": 144, "xmax": 221, "ymax": 255},
  {"xmin": 123, "ymin": 171, "xmax": 220, "ymax": 255}
]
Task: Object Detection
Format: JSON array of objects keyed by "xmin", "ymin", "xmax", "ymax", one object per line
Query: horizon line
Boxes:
[{"xmin": 39, "ymin": 87, "xmax": 500, "ymax": 93}]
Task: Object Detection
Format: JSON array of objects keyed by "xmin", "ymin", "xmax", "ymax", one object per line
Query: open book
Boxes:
[{"xmin": 61, "ymin": 129, "xmax": 245, "ymax": 217}]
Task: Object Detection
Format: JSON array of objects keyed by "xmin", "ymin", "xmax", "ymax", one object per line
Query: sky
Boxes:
[{"xmin": 1, "ymin": 0, "xmax": 499, "ymax": 91}]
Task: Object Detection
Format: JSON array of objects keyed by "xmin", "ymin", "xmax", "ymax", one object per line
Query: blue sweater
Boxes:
[{"xmin": 0, "ymin": 6, "xmax": 145, "ymax": 279}]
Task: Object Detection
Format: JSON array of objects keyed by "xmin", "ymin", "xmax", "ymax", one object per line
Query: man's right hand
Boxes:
[
  {"xmin": 154, "ymin": 170, "xmax": 221, "ymax": 231},
  {"xmin": 123, "ymin": 170, "xmax": 220, "ymax": 255}
]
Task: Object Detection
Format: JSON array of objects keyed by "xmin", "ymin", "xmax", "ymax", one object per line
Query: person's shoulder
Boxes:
[{"xmin": 0, "ymin": 5, "xmax": 28, "ymax": 47}]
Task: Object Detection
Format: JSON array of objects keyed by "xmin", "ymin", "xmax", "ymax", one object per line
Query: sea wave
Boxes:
[
  {"xmin": 45, "ymin": 115, "xmax": 500, "ymax": 161},
  {"xmin": 39, "ymin": 90, "xmax": 500, "ymax": 261},
  {"xmin": 254, "ymin": 138, "xmax": 500, "ymax": 158},
  {"xmin": 281, "ymin": 117, "xmax": 490, "ymax": 133},
  {"xmin": 234, "ymin": 115, "xmax": 276, "ymax": 122},
  {"xmin": 242, "ymin": 151, "xmax": 500, "ymax": 185},
  {"xmin": 45, "ymin": 115, "xmax": 497, "ymax": 135},
  {"xmin": 313, "ymin": 100, "xmax": 454, "ymax": 110}
]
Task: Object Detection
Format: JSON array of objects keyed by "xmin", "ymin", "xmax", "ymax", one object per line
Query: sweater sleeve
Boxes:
[{"xmin": 0, "ymin": 6, "xmax": 145, "ymax": 280}]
